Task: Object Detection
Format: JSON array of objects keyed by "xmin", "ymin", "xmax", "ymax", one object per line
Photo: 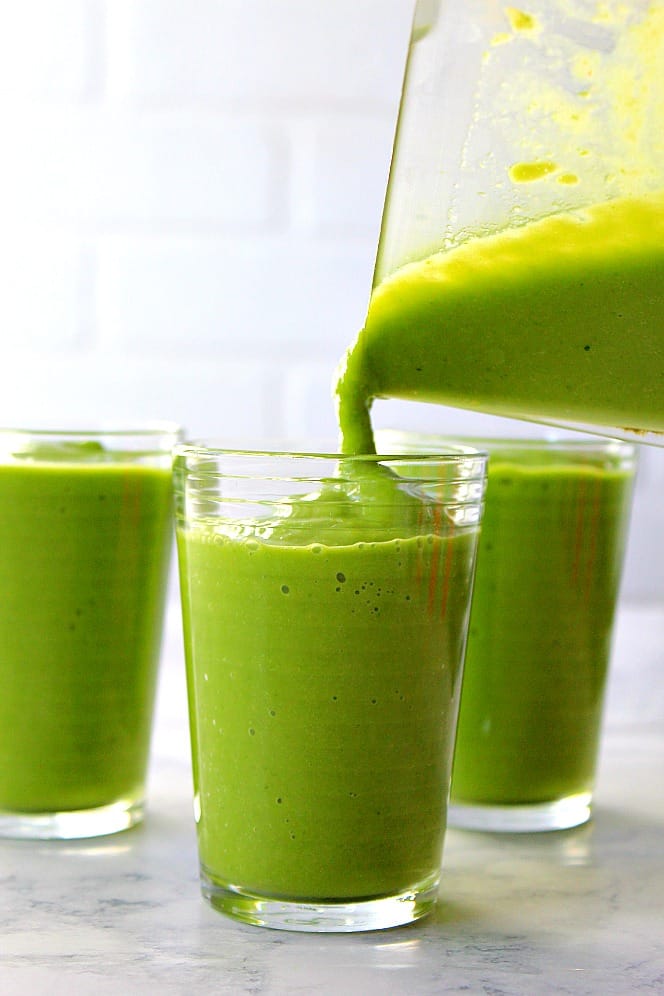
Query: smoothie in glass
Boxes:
[
  {"xmin": 450, "ymin": 439, "xmax": 636, "ymax": 829},
  {"xmin": 378, "ymin": 432, "xmax": 636, "ymax": 831},
  {"xmin": 0, "ymin": 427, "xmax": 179, "ymax": 839},
  {"xmin": 175, "ymin": 446, "xmax": 486, "ymax": 930}
]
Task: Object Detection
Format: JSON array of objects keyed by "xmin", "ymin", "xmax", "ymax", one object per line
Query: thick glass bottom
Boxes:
[
  {"xmin": 0, "ymin": 797, "xmax": 144, "ymax": 840},
  {"xmin": 448, "ymin": 792, "xmax": 592, "ymax": 833},
  {"xmin": 200, "ymin": 867, "xmax": 440, "ymax": 932}
]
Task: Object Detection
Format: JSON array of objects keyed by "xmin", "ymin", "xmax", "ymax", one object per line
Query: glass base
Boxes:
[
  {"xmin": 0, "ymin": 797, "xmax": 144, "ymax": 840},
  {"xmin": 448, "ymin": 792, "xmax": 592, "ymax": 833},
  {"xmin": 200, "ymin": 867, "xmax": 440, "ymax": 932}
]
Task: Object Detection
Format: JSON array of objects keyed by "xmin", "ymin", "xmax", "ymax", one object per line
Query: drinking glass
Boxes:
[
  {"xmin": 0, "ymin": 424, "xmax": 181, "ymax": 839},
  {"xmin": 378, "ymin": 431, "xmax": 636, "ymax": 831},
  {"xmin": 175, "ymin": 443, "xmax": 487, "ymax": 930}
]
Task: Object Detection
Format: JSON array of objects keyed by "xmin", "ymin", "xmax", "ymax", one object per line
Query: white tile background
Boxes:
[{"xmin": 0, "ymin": 0, "xmax": 662, "ymax": 603}]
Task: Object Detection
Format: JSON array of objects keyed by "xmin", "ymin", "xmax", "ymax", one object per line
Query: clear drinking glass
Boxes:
[
  {"xmin": 378, "ymin": 431, "xmax": 637, "ymax": 832},
  {"xmin": 0, "ymin": 424, "xmax": 181, "ymax": 839},
  {"xmin": 363, "ymin": 0, "xmax": 664, "ymax": 445},
  {"xmin": 174, "ymin": 443, "xmax": 487, "ymax": 931}
]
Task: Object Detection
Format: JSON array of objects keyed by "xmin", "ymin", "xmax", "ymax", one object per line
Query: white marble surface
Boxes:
[{"xmin": 1, "ymin": 604, "xmax": 663, "ymax": 995}]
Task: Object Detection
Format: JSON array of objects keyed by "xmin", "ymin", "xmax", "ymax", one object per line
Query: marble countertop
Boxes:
[{"xmin": 1, "ymin": 604, "xmax": 663, "ymax": 995}]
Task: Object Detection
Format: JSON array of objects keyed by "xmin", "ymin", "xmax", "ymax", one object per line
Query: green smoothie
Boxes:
[
  {"xmin": 449, "ymin": 443, "xmax": 635, "ymax": 809},
  {"xmin": 176, "ymin": 454, "xmax": 483, "ymax": 905},
  {"xmin": 336, "ymin": 192, "xmax": 664, "ymax": 455},
  {"xmin": 0, "ymin": 440, "xmax": 174, "ymax": 819}
]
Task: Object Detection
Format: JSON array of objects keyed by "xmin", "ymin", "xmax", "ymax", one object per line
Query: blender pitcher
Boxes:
[{"xmin": 338, "ymin": 0, "xmax": 664, "ymax": 449}]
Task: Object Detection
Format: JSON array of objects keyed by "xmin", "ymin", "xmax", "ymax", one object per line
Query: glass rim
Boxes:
[
  {"xmin": 174, "ymin": 439, "xmax": 488, "ymax": 463},
  {"xmin": 0, "ymin": 421, "xmax": 183, "ymax": 439}
]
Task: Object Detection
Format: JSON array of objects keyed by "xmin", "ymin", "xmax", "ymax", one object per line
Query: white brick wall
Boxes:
[
  {"xmin": 0, "ymin": 111, "xmax": 284, "ymax": 227},
  {"xmin": 0, "ymin": 0, "xmax": 662, "ymax": 602},
  {"xmin": 0, "ymin": 1, "xmax": 102, "ymax": 101},
  {"xmin": 104, "ymin": 0, "xmax": 412, "ymax": 105},
  {"xmin": 95, "ymin": 236, "xmax": 374, "ymax": 355}
]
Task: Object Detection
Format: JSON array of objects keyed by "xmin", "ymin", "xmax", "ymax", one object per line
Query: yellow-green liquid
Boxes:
[
  {"xmin": 0, "ymin": 459, "xmax": 173, "ymax": 814},
  {"xmin": 178, "ymin": 486, "xmax": 479, "ymax": 899},
  {"xmin": 337, "ymin": 193, "xmax": 664, "ymax": 454},
  {"xmin": 451, "ymin": 449, "xmax": 634, "ymax": 806}
]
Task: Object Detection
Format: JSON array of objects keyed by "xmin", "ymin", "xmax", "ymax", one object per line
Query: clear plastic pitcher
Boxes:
[
  {"xmin": 337, "ymin": 1, "xmax": 664, "ymax": 450},
  {"xmin": 377, "ymin": 0, "xmax": 664, "ymax": 280}
]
